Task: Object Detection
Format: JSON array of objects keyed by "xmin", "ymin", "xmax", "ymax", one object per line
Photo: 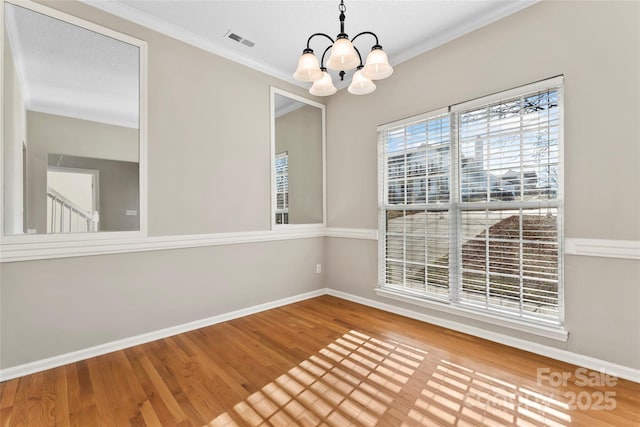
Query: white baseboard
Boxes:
[
  {"xmin": 2, "ymin": 287, "xmax": 638, "ymax": 384},
  {"xmin": 0, "ymin": 288, "xmax": 327, "ymax": 382},
  {"xmin": 326, "ymin": 289, "xmax": 640, "ymax": 384}
]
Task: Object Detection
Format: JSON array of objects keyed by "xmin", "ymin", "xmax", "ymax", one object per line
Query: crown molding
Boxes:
[
  {"xmin": 80, "ymin": 0, "xmax": 305, "ymax": 89},
  {"xmin": 390, "ymin": 0, "xmax": 537, "ymax": 67},
  {"xmin": 80, "ymin": 0, "xmax": 537, "ymax": 92}
]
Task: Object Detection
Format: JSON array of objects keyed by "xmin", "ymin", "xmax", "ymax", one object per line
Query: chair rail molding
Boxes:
[
  {"xmin": 0, "ymin": 227, "xmax": 326, "ymax": 262},
  {"xmin": 2, "ymin": 229, "xmax": 637, "ymax": 262},
  {"xmin": 565, "ymin": 238, "xmax": 640, "ymax": 260}
]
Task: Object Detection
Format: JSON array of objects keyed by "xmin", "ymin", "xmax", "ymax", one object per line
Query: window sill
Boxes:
[{"xmin": 375, "ymin": 287, "xmax": 569, "ymax": 342}]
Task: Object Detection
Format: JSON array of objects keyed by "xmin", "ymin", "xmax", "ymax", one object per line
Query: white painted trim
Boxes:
[
  {"xmin": 4, "ymin": 230, "xmax": 637, "ymax": 263},
  {"xmin": 451, "ymin": 75, "xmax": 564, "ymax": 112},
  {"xmin": 7, "ymin": 0, "xmax": 147, "ymax": 55},
  {"xmin": 321, "ymin": 231, "xmax": 640, "ymax": 260},
  {"xmin": 79, "ymin": 0, "xmax": 536, "ymax": 92},
  {"xmin": 375, "ymin": 287, "xmax": 568, "ymax": 341},
  {"xmin": 0, "ymin": 288, "xmax": 328, "ymax": 382},
  {"xmin": 326, "ymin": 289, "xmax": 640, "ymax": 383},
  {"xmin": 324, "ymin": 227, "xmax": 378, "ymax": 240},
  {"xmin": 81, "ymin": 0, "xmax": 300, "ymax": 89},
  {"xmin": 324, "ymin": 231, "xmax": 640, "ymax": 263},
  {"xmin": 0, "ymin": 228, "xmax": 326, "ymax": 262},
  {"xmin": 377, "ymin": 107, "xmax": 449, "ymax": 132},
  {"xmin": 390, "ymin": 1, "xmax": 537, "ymax": 68},
  {"xmin": 565, "ymin": 238, "xmax": 640, "ymax": 260},
  {"xmin": 3, "ymin": 1, "xmax": 31, "ymax": 105}
]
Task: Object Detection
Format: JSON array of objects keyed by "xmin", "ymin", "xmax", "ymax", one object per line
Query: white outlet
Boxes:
[{"xmin": 316, "ymin": 264, "xmax": 322, "ymax": 274}]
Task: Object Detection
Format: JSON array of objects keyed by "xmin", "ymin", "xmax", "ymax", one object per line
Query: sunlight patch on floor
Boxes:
[
  {"xmin": 407, "ymin": 359, "xmax": 573, "ymax": 426},
  {"xmin": 205, "ymin": 329, "xmax": 423, "ymax": 426},
  {"xmin": 205, "ymin": 331, "xmax": 575, "ymax": 426}
]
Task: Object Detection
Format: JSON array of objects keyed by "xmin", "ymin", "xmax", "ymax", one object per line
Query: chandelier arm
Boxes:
[
  {"xmin": 319, "ymin": 46, "xmax": 333, "ymax": 69},
  {"xmin": 306, "ymin": 32, "xmax": 335, "ymax": 49},
  {"xmin": 352, "ymin": 45, "xmax": 364, "ymax": 67},
  {"xmin": 296, "ymin": 1, "xmax": 383, "ymax": 95},
  {"xmin": 351, "ymin": 31, "xmax": 380, "ymax": 47}
]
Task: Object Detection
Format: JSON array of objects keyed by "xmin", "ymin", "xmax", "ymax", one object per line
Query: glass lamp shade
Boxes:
[
  {"xmin": 293, "ymin": 52, "xmax": 323, "ymax": 82},
  {"xmin": 361, "ymin": 48, "xmax": 393, "ymax": 80},
  {"xmin": 348, "ymin": 69, "xmax": 376, "ymax": 95},
  {"xmin": 309, "ymin": 71, "xmax": 337, "ymax": 96},
  {"xmin": 326, "ymin": 38, "xmax": 360, "ymax": 71}
]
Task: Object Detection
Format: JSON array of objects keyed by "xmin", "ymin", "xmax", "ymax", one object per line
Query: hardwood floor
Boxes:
[{"xmin": 1, "ymin": 295, "xmax": 638, "ymax": 426}]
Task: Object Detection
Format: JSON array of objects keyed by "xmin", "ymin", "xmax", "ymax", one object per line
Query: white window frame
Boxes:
[
  {"xmin": 377, "ymin": 77, "xmax": 567, "ymax": 341},
  {"xmin": 274, "ymin": 151, "xmax": 289, "ymax": 225}
]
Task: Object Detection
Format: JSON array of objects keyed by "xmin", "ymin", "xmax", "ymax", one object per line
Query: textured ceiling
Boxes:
[
  {"xmin": 4, "ymin": 1, "xmax": 536, "ymax": 126},
  {"xmin": 5, "ymin": 2, "xmax": 140, "ymax": 128}
]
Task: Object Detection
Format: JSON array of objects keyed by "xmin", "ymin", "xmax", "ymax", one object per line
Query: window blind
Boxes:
[
  {"xmin": 275, "ymin": 152, "xmax": 289, "ymax": 225},
  {"xmin": 379, "ymin": 77, "xmax": 563, "ymax": 325}
]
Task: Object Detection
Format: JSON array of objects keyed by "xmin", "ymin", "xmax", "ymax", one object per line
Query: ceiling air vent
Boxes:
[{"xmin": 224, "ymin": 31, "xmax": 255, "ymax": 48}]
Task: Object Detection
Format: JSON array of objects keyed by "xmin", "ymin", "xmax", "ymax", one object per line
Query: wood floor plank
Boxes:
[
  {"xmin": 136, "ymin": 349, "xmax": 190, "ymax": 425},
  {"xmin": 101, "ymin": 354, "xmax": 142, "ymax": 426},
  {"xmin": 53, "ymin": 366, "xmax": 70, "ymax": 427},
  {"xmin": 0, "ymin": 408, "xmax": 11, "ymax": 427},
  {"xmin": 25, "ymin": 372, "xmax": 46, "ymax": 427},
  {"xmin": 74, "ymin": 360, "xmax": 95, "ymax": 409},
  {"xmin": 86, "ymin": 357, "xmax": 120, "ymax": 427},
  {"xmin": 1, "ymin": 295, "xmax": 639, "ymax": 426},
  {"xmin": 181, "ymin": 331, "xmax": 253, "ymax": 397},
  {"xmin": 0, "ymin": 380, "xmax": 18, "ymax": 411},
  {"xmin": 7, "ymin": 370, "xmax": 30, "ymax": 427},
  {"xmin": 139, "ymin": 400, "xmax": 163, "ymax": 427},
  {"xmin": 123, "ymin": 347, "xmax": 180, "ymax": 427}
]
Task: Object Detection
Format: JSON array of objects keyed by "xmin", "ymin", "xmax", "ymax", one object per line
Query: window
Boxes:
[
  {"xmin": 378, "ymin": 77, "xmax": 563, "ymax": 330},
  {"xmin": 275, "ymin": 152, "xmax": 289, "ymax": 224}
]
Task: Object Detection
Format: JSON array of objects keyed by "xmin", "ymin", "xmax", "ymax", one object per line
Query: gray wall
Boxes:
[
  {"xmin": 2, "ymin": 0, "xmax": 639, "ymax": 373},
  {"xmin": 27, "ymin": 110, "xmax": 138, "ymax": 164},
  {"xmin": 26, "ymin": 111, "xmax": 139, "ymax": 233},
  {"xmin": 47, "ymin": 154, "xmax": 140, "ymax": 232},
  {"xmin": 325, "ymin": 0, "xmax": 640, "ymax": 369},
  {"xmin": 0, "ymin": 0, "xmax": 326, "ymax": 369},
  {"xmin": 275, "ymin": 104, "xmax": 323, "ymax": 224},
  {"xmin": 1, "ymin": 239, "xmax": 324, "ymax": 368}
]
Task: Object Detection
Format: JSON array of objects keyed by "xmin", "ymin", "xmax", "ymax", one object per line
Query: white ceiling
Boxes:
[
  {"xmin": 5, "ymin": 0, "xmax": 536, "ymax": 128},
  {"xmin": 85, "ymin": 0, "xmax": 536, "ymax": 90}
]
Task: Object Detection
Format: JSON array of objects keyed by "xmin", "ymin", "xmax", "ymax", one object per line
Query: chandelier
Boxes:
[{"xmin": 293, "ymin": 0, "xmax": 393, "ymax": 96}]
